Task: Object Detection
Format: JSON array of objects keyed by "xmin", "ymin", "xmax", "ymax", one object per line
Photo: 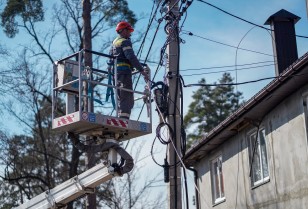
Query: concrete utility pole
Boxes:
[{"xmin": 166, "ymin": 1, "xmax": 182, "ymax": 209}]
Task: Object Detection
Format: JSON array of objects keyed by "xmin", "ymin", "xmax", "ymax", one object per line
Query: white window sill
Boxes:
[
  {"xmin": 213, "ymin": 197, "xmax": 226, "ymax": 207},
  {"xmin": 252, "ymin": 177, "xmax": 270, "ymax": 189}
]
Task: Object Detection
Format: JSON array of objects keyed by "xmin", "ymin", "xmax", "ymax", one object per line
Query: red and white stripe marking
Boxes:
[
  {"xmin": 56, "ymin": 114, "xmax": 76, "ymax": 127},
  {"xmin": 107, "ymin": 118, "xmax": 128, "ymax": 128}
]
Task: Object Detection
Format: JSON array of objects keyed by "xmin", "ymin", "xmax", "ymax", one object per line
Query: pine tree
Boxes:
[{"xmin": 184, "ymin": 73, "xmax": 243, "ymax": 145}]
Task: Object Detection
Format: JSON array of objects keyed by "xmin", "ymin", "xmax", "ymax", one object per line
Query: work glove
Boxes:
[
  {"xmin": 141, "ymin": 65, "xmax": 150, "ymax": 82},
  {"xmin": 141, "ymin": 70, "xmax": 149, "ymax": 82}
]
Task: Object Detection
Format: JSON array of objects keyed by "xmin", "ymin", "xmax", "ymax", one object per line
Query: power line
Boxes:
[
  {"xmin": 197, "ymin": 0, "xmax": 271, "ymax": 30},
  {"xmin": 159, "ymin": 0, "xmax": 182, "ymax": 21},
  {"xmin": 180, "ymin": 60, "xmax": 274, "ymax": 71},
  {"xmin": 182, "ymin": 31, "xmax": 274, "ymax": 57},
  {"xmin": 181, "ymin": 63, "xmax": 274, "ymax": 76},
  {"xmin": 125, "ymin": 2, "xmax": 162, "ymax": 149},
  {"xmin": 136, "ymin": 0, "xmax": 159, "ymax": 58},
  {"xmin": 181, "ymin": 72, "xmax": 308, "ymax": 87},
  {"xmin": 133, "ymin": 2, "xmax": 164, "ymax": 122},
  {"xmin": 181, "ymin": 75, "xmax": 276, "ymax": 87},
  {"xmin": 196, "ymin": 0, "xmax": 308, "ymax": 39}
]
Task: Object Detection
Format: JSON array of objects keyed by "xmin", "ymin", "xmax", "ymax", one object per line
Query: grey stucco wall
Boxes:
[{"xmin": 195, "ymin": 87, "xmax": 308, "ymax": 209}]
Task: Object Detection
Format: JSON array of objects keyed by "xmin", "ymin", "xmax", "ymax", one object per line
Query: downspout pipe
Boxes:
[{"xmin": 187, "ymin": 167, "xmax": 199, "ymax": 209}]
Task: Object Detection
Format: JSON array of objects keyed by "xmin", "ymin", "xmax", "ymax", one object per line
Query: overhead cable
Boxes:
[
  {"xmin": 182, "ymin": 31, "xmax": 274, "ymax": 57},
  {"xmin": 150, "ymin": 98, "xmax": 182, "ymax": 168},
  {"xmin": 181, "ymin": 75, "xmax": 276, "ymax": 87},
  {"xmin": 133, "ymin": 2, "xmax": 163, "ymax": 122},
  {"xmin": 137, "ymin": 0, "xmax": 160, "ymax": 58},
  {"xmin": 181, "ymin": 63, "xmax": 275, "ymax": 76},
  {"xmin": 135, "ymin": 20, "xmax": 164, "ymax": 121},
  {"xmin": 159, "ymin": 0, "xmax": 182, "ymax": 21},
  {"xmin": 197, "ymin": 0, "xmax": 271, "ymax": 30},
  {"xmin": 196, "ymin": 0, "xmax": 308, "ymax": 39},
  {"xmin": 180, "ymin": 60, "xmax": 274, "ymax": 71},
  {"xmin": 167, "ymin": 121, "xmax": 208, "ymax": 208},
  {"xmin": 125, "ymin": 1, "xmax": 161, "ymax": 149}
]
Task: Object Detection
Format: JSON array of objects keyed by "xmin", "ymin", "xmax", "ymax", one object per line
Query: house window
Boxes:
[
  {"xmin": 248, "ymin": 128, "xmax": 269, "ymax": 186},
  {"xmin": 303, "ymin": 96, "xmax": 308, "ymax": 142},
  {"xmin": 211, "ymin": 155, "xmax": 225, "ymax": 204}
]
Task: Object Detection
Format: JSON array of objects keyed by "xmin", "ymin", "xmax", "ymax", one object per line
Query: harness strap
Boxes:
[
  {"xmin": 106, "ymin": 70, "xmax": 116, "ymax": 109},
  {"xmin": 117, "ymin": 63, "xmax": 131, "ymax": 67}
]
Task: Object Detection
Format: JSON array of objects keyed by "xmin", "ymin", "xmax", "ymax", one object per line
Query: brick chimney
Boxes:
[{"xmin": 265, "ymin": 9, "xmax": 300, "ymax": 75}]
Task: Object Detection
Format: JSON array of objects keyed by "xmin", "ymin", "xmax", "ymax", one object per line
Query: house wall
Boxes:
[{"xmin": 195, "ymin": 87, "xmax": 308, "ymax": 209}]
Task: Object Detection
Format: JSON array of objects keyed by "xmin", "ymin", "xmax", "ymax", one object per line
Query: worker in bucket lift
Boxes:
[{"xmin": 109, "ymin": 21, "xmax": 149, "ymax": 119}]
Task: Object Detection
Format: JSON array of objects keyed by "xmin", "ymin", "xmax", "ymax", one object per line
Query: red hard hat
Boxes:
[{"xmin": 116, "ymin": 21, "xmax": 134, "ymax": 32}]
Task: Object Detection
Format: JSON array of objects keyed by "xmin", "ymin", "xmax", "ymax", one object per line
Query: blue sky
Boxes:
[
  {"xmin": 1, "ymin": 0, "xmax": 308, "ymax": 208},
  {"xmin": 128, "ymin": 0, "xmax": 308, "ymax": 113},
  {"xmin": 1, "ymin": 0, "xmax": 307, "ymax": 110}
]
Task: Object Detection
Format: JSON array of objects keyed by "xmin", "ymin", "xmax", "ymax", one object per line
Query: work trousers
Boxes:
[{"xmin": 117, "ymin": 73, "xmax": 134, "ymax": 118}]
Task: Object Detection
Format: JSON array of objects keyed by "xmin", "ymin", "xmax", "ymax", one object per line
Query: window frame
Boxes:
[
  {"xmin": 210, "ymin": 154, "xmax": 225, "ymax": 205},
  {"xmin": 248, "ymin": 127, "xmax": 270, "ymax": 187},
  {"xmin": 302, "ymin": 94, "xmax": 308, "ymax": 143}
]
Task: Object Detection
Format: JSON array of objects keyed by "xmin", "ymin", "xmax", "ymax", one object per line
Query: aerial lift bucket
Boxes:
[{"xmin": 52, "ymin": 49, "xmax": 152, "ymax": 141}]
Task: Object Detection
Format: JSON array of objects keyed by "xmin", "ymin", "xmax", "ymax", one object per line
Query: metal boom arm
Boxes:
[
  {"xmin": 14, "ymin": 163, "xmax": 113, "ymax": 209},
  {"xmin": 14, "ymin": 136, "xmax": 133, "ymax": 209}
]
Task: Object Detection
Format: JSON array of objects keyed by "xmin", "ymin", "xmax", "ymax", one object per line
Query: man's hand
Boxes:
[{"xmin": 141, "ymin": 70, "xmax": 149, "ymax": 82}]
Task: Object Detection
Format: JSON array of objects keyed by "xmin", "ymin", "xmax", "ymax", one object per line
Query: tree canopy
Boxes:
[
  {"xmin": 184, "ymin": 73, "xmax": 243, "ymax": 144},
  {"xmin": 1, "ymin": 0, "xmax": 44, "ymax": 38}
]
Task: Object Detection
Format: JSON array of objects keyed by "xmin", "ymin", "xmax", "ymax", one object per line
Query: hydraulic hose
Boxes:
[{"xmin": 68, "ymin": 132, "xmax": 134, "ymax": 175}]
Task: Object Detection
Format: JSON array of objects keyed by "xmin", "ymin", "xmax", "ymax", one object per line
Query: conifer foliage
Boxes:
[{"xmin": 184, "ymin": 73, "xmax": 243, "ymax": 144}]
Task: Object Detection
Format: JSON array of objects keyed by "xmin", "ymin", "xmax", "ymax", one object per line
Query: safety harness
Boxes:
[{"xmin": 105, "ymin": 37, "xmax": 132, "ymax": 109}]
